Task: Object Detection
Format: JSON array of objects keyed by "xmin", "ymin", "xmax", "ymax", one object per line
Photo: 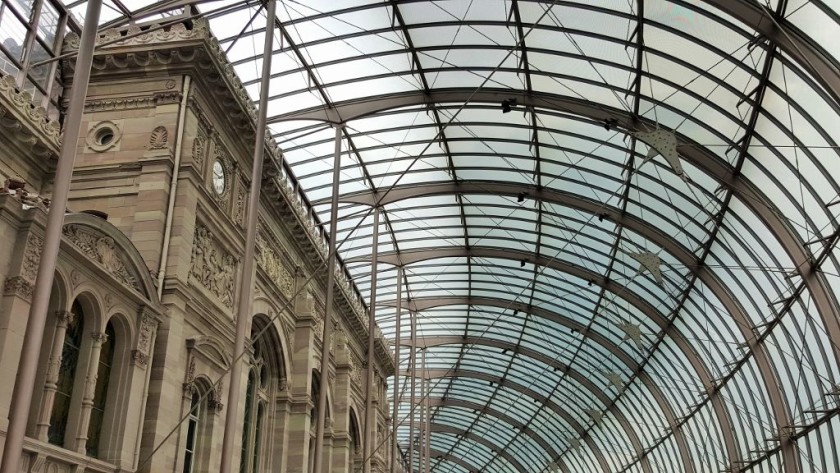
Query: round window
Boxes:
[
  {"xmin": 212, "ymin": 160, "xmax": 226, "ymax": 194},
  {"xmin": 95, "ymin": 128, "xmax": 114, "ymax": 146}
]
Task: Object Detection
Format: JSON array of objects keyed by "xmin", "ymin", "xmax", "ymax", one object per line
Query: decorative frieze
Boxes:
[
  {"xmin": 84, "ymin": 96, "xmax": 155, "ymax": 113},
  {"xmin": 62, "ymin": 224, "xmax": 140, "ymax": 290},
  {"xmin": 131, "ymin": 350, "xmax": 150, "ymax": 367},
  {"xmin": 189, "ymin": 224, "xmax": 235, "ymax": 307},
  {"xmin": 255, "ymin": 231, "xmax": 294, "ymax": 297}
]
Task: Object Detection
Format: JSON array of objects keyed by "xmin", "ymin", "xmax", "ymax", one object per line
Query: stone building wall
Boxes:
[{"xmin": 0, "ymin": 19, "xmax": 394, "ymax": 473}]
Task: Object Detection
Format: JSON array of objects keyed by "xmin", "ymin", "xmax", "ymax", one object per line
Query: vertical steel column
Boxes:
[
  {"xmin": 0, "ymin": 2, "xmax": 102, "ymax": 472},
  {"xmin": 218, "ymin": 2, "xmax": 276, "ymax": 471},
  {"xmin": 408, "ymin": 310, "xmax": 417, "ymax": 472},
  {"xmin": 423, "ymin": 349, "xmax": 430, "ymax": 473},
  {"xmin": 419, "ymin": 348, "xmax": 426, "ymax": 473},
  {"xmin": 313, "ymin": 124, "xmax": 344, "ymax": 473},
  {"xmin": 363, "ymin": 207, "xmax": 380, "ymax": 473},
  {"xmin": 390, "ymin": 266, "xmax": 403, "ymax": 473}
]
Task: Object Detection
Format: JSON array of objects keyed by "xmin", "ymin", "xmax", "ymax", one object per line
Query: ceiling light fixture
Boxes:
[{"xmin": 501, "ymin": 98, "xmax": 517, "ymax": 113}]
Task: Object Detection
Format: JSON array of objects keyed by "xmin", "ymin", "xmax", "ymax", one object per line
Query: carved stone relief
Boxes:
[
  {"xmin": 193, "ymin": 127, "xmax": 207, "ymax": 171},
  {"xmin": 189, "ymin": 223, "xmax": 235, "ymax": 307},
  {"xmin": 4, "ymin": 276, "xmax": 33, "ymax": 300},
  {"xmin": 22, "ymin": 233, "xmax": 43, "ymax": 281},
  {"xmin": 62, "ymin": 225, "xmax": 140, "ymax": 290},
  {"xmin": 233, "ymin": 182, "xmax": 247, "ymax": 226},
  {"xmin": 148, "ymin": 126, "xmax": 169, "ymax": 150},
  {"xmin": 255, "ymin": 231, "xmax": 294, "ymax": 297}
]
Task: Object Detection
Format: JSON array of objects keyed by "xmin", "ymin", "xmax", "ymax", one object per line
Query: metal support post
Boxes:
[
  {"xmin": 0, "ymin": 2, "xmax": 102, "ymax": 472},
  {"xmin": 424, "ymin": 349, "xmax": 430, "ymax": 473},
  {"xmin": 390, "ymin": 266, "xmax": 403, "ymax": 473},
  {"xmin": 408, "ymin": 310, "xmax": 417, "ymax": 472},
  {"xmin": 363, "ymin": 207, "xmax": 380, "ymax": 473},
  {"xmin": 419, "ymin": 349, "xmax": 426, "ymax": 473},
  {"xmin": 313, "ymin": 124, "xmax": 344, "ymax": 473},
  {"xmin": 218, "ymin": 1, "xmax": 276, "ymax": 471}
]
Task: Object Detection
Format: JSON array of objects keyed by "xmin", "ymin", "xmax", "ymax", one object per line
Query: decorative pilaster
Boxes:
[
  {"xmin": 35, "ymin": 310, "xmax": 75, "ymax": 441},
  {"xmin": 75, "ymin": 331, "xmax": 108, "ymax": 453}
]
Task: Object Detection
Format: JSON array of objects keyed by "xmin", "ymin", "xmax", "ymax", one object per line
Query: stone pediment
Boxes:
[{"xmin": 63, "ymin": 223, "xmax": 142, "ymax": 291}]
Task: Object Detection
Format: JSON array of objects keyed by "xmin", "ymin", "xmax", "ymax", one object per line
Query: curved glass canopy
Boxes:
[{"xmin": 32, "ymin": 0, "xmax": 840, "ymax": 471}]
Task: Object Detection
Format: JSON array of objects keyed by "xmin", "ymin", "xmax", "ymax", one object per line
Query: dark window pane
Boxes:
[
  {"xmin": 86, "ymin": 323, "xmax": 115, "ymax": 458},
  {"xmin": 48, "ymin": 301, "xmax": 84, "ymax": 446}
]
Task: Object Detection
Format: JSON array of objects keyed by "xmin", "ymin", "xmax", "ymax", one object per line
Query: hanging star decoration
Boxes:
[
  {"xmin": 616, "ymin": 320, "xmax": 644, "ymax": 351},
  {"xmin": 602, "ymin": 370, "xmax": 624, "ymax": 391},
  {"xmin": 632, "ymin": 127, "xmax": 689, "ymax": 182},
  {"xmin": 630, "ymin": 250, "xmax": 664, "ymax": 285},
  {"xmin": 583, "ymin": 408, "xmax": 603, "ymax": 424}
]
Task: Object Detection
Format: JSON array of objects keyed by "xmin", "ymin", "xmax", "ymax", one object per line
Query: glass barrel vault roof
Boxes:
[{"xmin": 46, "ymin": 0, "xmax": 840, "ymax": 471}]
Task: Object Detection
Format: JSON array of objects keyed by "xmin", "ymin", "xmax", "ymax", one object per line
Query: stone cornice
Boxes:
[
  {"xmin": 62, "ymin": 19, "xmax": 395, "ymax": 375},
  {"xmin": 0, "ymin": 74, "xmax": 60, "ymax": 158}
]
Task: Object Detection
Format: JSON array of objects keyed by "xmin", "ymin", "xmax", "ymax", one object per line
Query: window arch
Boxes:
[
  {"xmin": 240, "ymin": 317, "xmax": 285, "ymax": 472},
  {"xmin": 349, "ymin": 409, "xmax": 361, "ymax": 473},
  {"xmin": 48, "ymin": 299, "xmax": 84, "ymax": 446},
  {"xmin": 183, "ymin": 379, "xmax": 213, "ymax": 473},
  {"xmin": 86, "ymin": 321, "xmax": 115, "ymax": 458}
]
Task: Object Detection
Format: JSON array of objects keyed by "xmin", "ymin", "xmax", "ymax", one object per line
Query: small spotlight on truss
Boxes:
[
  {"xmin": 501, "ymin": 98, "xmax": 517, "ymax": 113},
  {"xmin": 604, "ymin": 117, "xmax": 618, "ymax": 131},
  {"xmin": 517, "ymin": 192, "xmax": 526, "ymax": 202},
  {"xmin": 520, "ymin": 259, "xmax": 527, "ymax": 267}
]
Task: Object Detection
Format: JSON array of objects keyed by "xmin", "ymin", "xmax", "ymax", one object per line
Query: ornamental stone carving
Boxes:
[
  {"xmin": 149, "ymin": 126, "xmax": 168, "ymax": 150},
  {"xmin": 131, "ymin": 350, "xmax": 150, "ymax": 367},
  {"xmin": 22, "ymin": 233, "xmax": 43, "ymax": 281},
  {"xmin": 4, "ymin": 276, "xmax": 33, "ymax": 300},
  {"xmin": 255, "ymin": 232, "xmax": 293, "ymax": 297},
  {"xmin": 234, "ymin": 184, "xmax": 247, "ymax": 226},
  {"xmin": 63, "ymin": 224, "xmax": 140, "ymax": 290},
  {"xmin": 192, "ymin": 129, "xmax": 207, "ymax": 171},
  {"xmin": 0, "ymin": 74, "xmax": 60, "ymax": 146},
  {"xmin": 190, "ymin": 224, "xmax": 235, "ymax": 307},
  {"xmin": 137, "ymin": 309, "xmax": 156, "ymax": 354}
]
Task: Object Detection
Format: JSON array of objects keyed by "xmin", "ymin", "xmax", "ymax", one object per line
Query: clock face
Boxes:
[{"xmin": 212, "ymin": 159, "xmax": 226, "ymax": 194}]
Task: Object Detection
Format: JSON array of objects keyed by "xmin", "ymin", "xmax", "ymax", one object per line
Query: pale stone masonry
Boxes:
[{"xmin": 0, "ymin": 19, "xmax": 394, "ymax": 473}]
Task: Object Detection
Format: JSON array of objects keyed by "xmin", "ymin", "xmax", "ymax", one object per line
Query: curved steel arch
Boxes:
[
  {"xmin": 405, "ymin": 333, "xmax": 705, "ymax": 465},
  {"xmin": 289, "ymin": 90, "xmax": 840, "ymax": 367},
  {"xmin": 427, "ymin": 424, "xmax": 529, "ymax": 473},
  {"xmin": 406, "ymin": 397, "xmax": 570, "ymax": 468},
  {"xmin": 399, "ymin": 367, "xmax": 613, "ymax": 472},
  {"xmin": 372, "ymin": 245, "xmax": 740, "ymax": 460}
]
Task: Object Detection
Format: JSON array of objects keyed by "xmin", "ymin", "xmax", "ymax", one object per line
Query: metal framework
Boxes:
[{"xmin": 6, "ymin": 1, "xmax": 840, "ymax": 472}]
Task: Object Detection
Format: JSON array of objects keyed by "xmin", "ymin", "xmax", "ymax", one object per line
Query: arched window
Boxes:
[
  {"xmin": 240, "ymin": 321, "xmax": 276, "ymax": 473},
  {"xmin": 183, "ymin": 389, "xmax": 203, "ymax": 473},
  {"xmin": 86, "ymin": 322, "xmax": 115, "ymax": 458},
  {"xmin": 349, "ymin": 410, "xmax": 361, "ymax": 472},
  {"xmin": 48, "ymin": 299, "xmax": 84, "ymax": 446},
  {"xmin": 239, "ymin": 370, "xmax": 256, "ymax": 473}
]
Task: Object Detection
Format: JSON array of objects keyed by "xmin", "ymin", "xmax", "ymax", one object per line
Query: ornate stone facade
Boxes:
[
  {"xmin": 256, "ymin": 231, "xmax": 294, "ymax": 297},
  {"xmin": 189, "ymin": 223, "xmax": 236, "ymax": 307},
  {"xmin": 63, "ymin": 224, "xmax": 140, "ymax": 290}
]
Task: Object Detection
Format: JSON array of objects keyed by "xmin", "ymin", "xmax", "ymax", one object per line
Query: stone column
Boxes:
[
  {"xmin": 35, "ymin": 310, "xmax": 75, "ymax": 441},
  {"xmin": 287, "ymin": 288, "xmax": 317, "ymax": 473},
  {"xmin": 271, "ymin": 379, "xmax": 291, "ymax": 472},
  {"xmin": 331, "ymin": 340, "xmax": 352, "ymax": 473},
  {"xmin": 75, "ymin": 331, "xmax": 108, "ymax": 454}
]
